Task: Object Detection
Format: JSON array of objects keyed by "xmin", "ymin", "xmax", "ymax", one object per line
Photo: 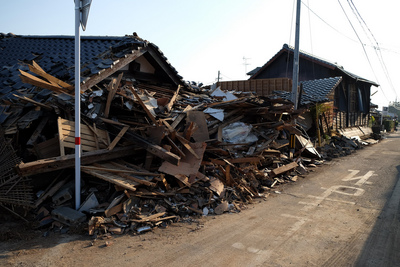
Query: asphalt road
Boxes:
[
  {"xmin": 2, "ymin": 131, "xmax": 400, "ymax": 267},
  {"xmin": 139, "ymin": 131, "xmax": 400, "ymax": 267}
]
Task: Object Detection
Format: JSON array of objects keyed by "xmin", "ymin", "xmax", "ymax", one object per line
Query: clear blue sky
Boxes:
[{"xmin": 1, "ymin": 0, "xmax": 399, "ymax": 109}]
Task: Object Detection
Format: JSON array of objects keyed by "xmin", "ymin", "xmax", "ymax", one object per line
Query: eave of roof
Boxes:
[{"xmin": 250, "ymin": 44, "xmax": 379, "ymax": 87}]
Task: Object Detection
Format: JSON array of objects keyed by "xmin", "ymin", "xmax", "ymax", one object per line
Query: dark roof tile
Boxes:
[
  {"xmin": 252, "ymin": 44, "xmax": 378, "ymax": 86},
  {"xmin": 0, "ymin": 34, "xmax": 183, "ymax": 91},
  {"xmin": 274, "ymin": 76, "xmax": 343, "ymax": 105}
]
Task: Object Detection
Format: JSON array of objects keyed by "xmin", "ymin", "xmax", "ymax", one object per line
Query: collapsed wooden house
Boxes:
[
  {"xmin": 0, "ymin": 33, "xmax": 375, "ymax": 235},
  {"xmin": 0, "ymin": 33, "xmax": 184, "ymax": 207}
]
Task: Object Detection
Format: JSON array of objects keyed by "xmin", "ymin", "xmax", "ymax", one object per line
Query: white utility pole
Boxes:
[
  {"xmin": 74, "ymin": 0, "xmax": 91, "ymax": 210},
  {"xmin": 291, "ymin": 0, "xmax": 301, "ymax": 110}
]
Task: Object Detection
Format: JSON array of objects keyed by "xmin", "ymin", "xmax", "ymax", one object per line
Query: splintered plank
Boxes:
[
  {"xmin": 19, "ymin": 70, "xmax": 67, "ymax": 94},
  {"xmin": 17, "ymin": 145, "xmax": 141, "ymax": 177},
  {"xmin": 129, "ymin": 87, "xmax": 158, "ymax": 125},
  {"xmin": 130, "ymin": 212, "xmax": 177, "ymax": 223},
  {"xmin": 210, "ymin": 157, "xmax": 261, "ymax": 166},
  {"xmin": 104, "ymin": 72, "xmax": 124, "ymax": 118},
  {"xmin": 171, "ymin": 105, "xmax": 192, "ymax": 129},
  {"xmin": 107, "ymin": 124, "xmax": 180, "ymax": 165},
  {"xmin": 108, "ymin": 126, "xmax": 129, "ymax": 150},
  {"xmin": 81, "ymin": 49, "xmax": 147, "ymax": 91},
  {"xmin": 166, "ymin": 85, "xmax": 181, "ymax": 112},
  {"xmin": 13, "ymin": 94, "xmax": 53, "ymax": 111},
  {"xmin": 81, "ymin": 168, "xmax": 137, "ymax": 192},
  {"xmin": 176, "ymin": 134, "xmax": 200, "ymax": 159},
  {"xmin": 271, "ymin": 162, "xmax": 298, "ymax": 177},
  {"xmin": 104, "ymin": 78, "xmax": 117, "ymax": 118},
  {"xmin": 29, "ymin": 61, "xmax": 73, "ymax": 90}
]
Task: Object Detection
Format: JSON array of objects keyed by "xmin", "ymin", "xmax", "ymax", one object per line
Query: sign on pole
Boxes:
[{"xmin": 80, "ymin": 0, "xmax": 92, "ymax": 31}]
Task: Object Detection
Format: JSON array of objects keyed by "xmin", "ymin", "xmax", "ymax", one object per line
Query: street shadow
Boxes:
[
  {"xmin": 0, "ymin": 224, "xmax": 133, "ymax": 261},
  {"xmin": 352, "ymin": 164, "xmax": 400, "ymax": 266}
]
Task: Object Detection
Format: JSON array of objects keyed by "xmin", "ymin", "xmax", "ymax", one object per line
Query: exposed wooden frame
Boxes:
[{"xmin": 81, "ymin": 48, "xmax": 147, "ymax": 91}]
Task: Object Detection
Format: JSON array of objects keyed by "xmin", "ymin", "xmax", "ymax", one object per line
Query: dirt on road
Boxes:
[{"xmin": 1, "ymin": 133, "xmax": 400, "ymax": 267}]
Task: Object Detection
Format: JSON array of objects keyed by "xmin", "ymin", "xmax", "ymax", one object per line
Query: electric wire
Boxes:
[
  {"xmin": 337, "ymin": 0, "xmax": 389, "ymax": 102},
  {"xmin": 301, "ymin": 1, "xmax": 358, "ymax": 44},
  {"xmin": 301, "ymin": 1, "xmax": 399, "ymax": 55},
  {"xmin": 348, "ymin": 0, "xmax": 398, "ymax": 99},
  {"xmin": 219, "ymin": 72, "xmax": 235, "ymax": 81}
]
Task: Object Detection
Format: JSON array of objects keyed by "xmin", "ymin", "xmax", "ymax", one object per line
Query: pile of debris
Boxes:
[
  {"xmin": 0, "ymin": 34, "xmax": 382, "ymax": 239},
  {"xmin": 0, "ymin": 59, "xmax": 328, "ymax": 236}
]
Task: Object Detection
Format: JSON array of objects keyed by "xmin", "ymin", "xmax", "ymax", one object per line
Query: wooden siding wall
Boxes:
[
  {"xmin": 315, "ymin": 102, "xmax": 369, "ymax": 134},
  {"xmin": 333, "ymin": 111, "xmax": 369, "ymax": 130},
  {"xmin": 217, "ymin": 78, "xmax": 292, "ymax": 96}
]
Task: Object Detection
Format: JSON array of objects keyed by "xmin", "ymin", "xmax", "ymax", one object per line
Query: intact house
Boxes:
[{"xmin": 248, "ymin": 44, "xmax": 379, "ymax": 133}]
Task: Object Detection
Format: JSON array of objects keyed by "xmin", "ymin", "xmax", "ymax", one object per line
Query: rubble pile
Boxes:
[{"xmin": 0, "ymin": 61, "xmax": 345, "ymax": 237}]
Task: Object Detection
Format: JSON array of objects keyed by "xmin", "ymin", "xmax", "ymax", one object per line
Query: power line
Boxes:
[
  {"xmin": 301, "ymin": 1, "xmax": 400, "ymax": 55},
  {"xmin": 337, "ymin": 0, "xmax": 389, "ymax": 101},
  {"xmin": 301, "ymin": 1, "xmax": 358, "ymax": 43},
  {"xmin": 218, "ymin": 72, "xmax": 235, "ymax": 81},
  {"xmin": 348, "ymin": 0, "xmax": 398, "ymax": 99}
]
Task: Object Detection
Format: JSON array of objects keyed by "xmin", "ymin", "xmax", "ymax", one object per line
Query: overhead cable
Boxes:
[{"xmin": 337, "ymin": 0, "xmax": 389, "ymax": 101}]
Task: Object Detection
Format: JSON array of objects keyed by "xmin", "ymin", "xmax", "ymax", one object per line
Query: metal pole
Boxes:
[
  {"xmin": 291, "ymin": 0, "xmax": 301, "ymax": 110},
  {"xmin": 74, "ymin": 0, "xmax": 81, "ymax": 210}
]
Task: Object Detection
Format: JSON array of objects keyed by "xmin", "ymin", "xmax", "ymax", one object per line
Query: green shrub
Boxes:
[{"xmin": 383, "ymin": 120, "xmax": 395, "ymax": 132}]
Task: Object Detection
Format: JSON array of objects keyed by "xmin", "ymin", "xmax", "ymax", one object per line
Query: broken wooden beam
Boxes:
[
  {"xmin": 108, "ymin": 125, "xmax": 129, "ymax": 150},
  {"xmin": 210, "ymin": 157, "xmax": 261, "ymax": 166},
  {"xmin": 129, "ymin": 86, "xmax": 158, "ymax": 125},
  {"xmin": 81, "ymin": 48, "xmax": 147, "ymax": 91},
  {"xmin": 166, "ymin": 85, "xmax": 181, "ymax": 112},
  {"xmin": 116, "ymin": 125, "xmax": 180, "ymax": 165},
  {"xmin": 28, "ymin": 61, "xmax": 73, "ymax": 91},
  {"xmin": 17, "ymin": 145, "xmax": 142, "ymax": 177},
  {"xmin": 13, "ymin": 94, "xmax": 53, "ymax": 111},
  {"xmin": 271, "ymin": 162, "xmax": 298, "ymax": 177},
  {"xmin": 19, "ymin": 70, "xmax": 68, "ymax": 94}
]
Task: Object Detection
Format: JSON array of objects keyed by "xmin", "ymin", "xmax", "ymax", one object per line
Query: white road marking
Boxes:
[
  {"xmin": 300, "ymin": 185, "xmax": 365, "ymax": 211},
  {"xmin": 342, "ymin": 170, "xmax": 376, "ymax": 186}
]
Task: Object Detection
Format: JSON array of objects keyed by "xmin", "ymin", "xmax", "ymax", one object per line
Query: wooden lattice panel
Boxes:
[{"xmin": 57, "ymin": 117, "xmax": 110, "ymax": 156}]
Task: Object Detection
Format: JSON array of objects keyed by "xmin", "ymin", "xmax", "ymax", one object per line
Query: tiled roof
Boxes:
[
  {"xmin": 0, "ymin": 33, "xmax": 182, "ymax": 99},
  {"xmin": 283, "ymin": 44, "xmax": 338, "ymax": 69},
  {"xmin": 251, "ymin": 44, "xmax": 378, "ymax": 87},
  {"xmin": 283, "ymin": 44, "xmax": 378, "ymax": 86},
  {"xmin": 273, "ymin": 76, "xmax": 343, "ymax": 105}
]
